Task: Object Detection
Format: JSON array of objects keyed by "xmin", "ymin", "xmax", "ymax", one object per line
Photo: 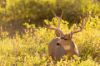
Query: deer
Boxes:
[{"xmin": 46, "ymin": 11, "xmax": 87, "ymax": 60}]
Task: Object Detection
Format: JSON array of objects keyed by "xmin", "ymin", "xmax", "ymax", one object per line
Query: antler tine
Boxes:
[
  {"xmin": 52, "ymin": 10, "xmax": 57, "ymax": 17},
  {"xmin": 60, "ymin": 10, "xmax": 63, "ymax": 18},
  {"xmin": 46, "ymin": 10, "xmax": 64, "ymax": 37},
  {"xmin": 52, "ymin": 10, "xmax": 63, "ymax": 29},
  {"xmin": 58, "ymin": 11, "xmax": 63, "ymax": 29},
  {"xmin": 70, "ymin": 17, "xmax": 88, "ymax": 35}
]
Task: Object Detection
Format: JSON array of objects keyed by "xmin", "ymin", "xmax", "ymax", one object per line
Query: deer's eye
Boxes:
[
  {"xmin": 63, "ymin": 38, "xmax": 68, "ymax": 40},
  {"xmin": 56, "ymin": 43, "xmax": 60, "ymax": 46},
  {"xmin": 61, "ymin": 37, "xmax": 68, "ymax": 40}
]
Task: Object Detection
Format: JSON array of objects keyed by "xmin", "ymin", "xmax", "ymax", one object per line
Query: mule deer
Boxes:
[{"xmin": 47, "ymin": 11, "xmax": 87, "ymax": 60}]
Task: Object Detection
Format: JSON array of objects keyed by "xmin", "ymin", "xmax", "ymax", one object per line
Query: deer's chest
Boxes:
[
  {"xmin": 48, "ymin": 38, "xmax": 68, "ymax": 60},
  {"xmin": 48, "ymin": 38, "xmax": 78, "ymax": 60}
]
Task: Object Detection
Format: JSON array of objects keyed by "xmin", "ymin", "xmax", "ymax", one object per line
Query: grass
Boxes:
[{"xmin": 0, "ymin": 17, "xmax": 100, "ymax": 66}]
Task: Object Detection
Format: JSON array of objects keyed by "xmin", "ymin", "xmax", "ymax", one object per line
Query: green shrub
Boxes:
[{"xmin": 0, "ymin": 17, "xmax": 99, "ymax": 66}]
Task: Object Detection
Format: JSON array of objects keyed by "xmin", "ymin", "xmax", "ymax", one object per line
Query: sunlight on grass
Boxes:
[{"xmin": 0, "ymin": 17, "xmax": 100, "ymax": 66}]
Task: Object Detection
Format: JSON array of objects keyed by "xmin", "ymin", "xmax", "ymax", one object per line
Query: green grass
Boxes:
[{"xmin": 0, "ymin": 17, "xmax": 100, "ymax": 66}]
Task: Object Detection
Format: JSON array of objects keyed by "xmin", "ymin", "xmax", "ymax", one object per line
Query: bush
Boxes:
[
  {"xmin": 0, "ymin": 17, "xmax": 99, "ymax": 66},
  {"xmin": 0, "ymin": 0, "xmax": 100, "ymax": 35},
  {"xmin": 1, "ymin": 0, "xmax": 100, "ymax": 25}
]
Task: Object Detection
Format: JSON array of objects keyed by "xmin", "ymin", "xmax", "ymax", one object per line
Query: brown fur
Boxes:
[{"xmin": 48, "ymin": 36, "xmax": 79, "ymax": 60}]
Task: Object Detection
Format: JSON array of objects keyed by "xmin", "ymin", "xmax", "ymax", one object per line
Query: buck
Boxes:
[{"xmin": 47, "ymin": 11, "xmax": 87, "ymax": 60}]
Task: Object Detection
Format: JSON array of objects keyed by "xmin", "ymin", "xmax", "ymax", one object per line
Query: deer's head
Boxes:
[{"xmin": 47, "ymin": 12, "xmax": 86, "ymax": 50}]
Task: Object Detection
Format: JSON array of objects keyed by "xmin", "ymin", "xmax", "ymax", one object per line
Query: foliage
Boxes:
[
  {"xmin": 0, "ymin": 0, "xmax": 100, "ymax": 25},
  {"xmin": 0, "ymin": 17, "xmax": 100, "ymax": 66},
  {"xmin": 0, "ymin": 0, "xmax": 100, "ymax": 35}
]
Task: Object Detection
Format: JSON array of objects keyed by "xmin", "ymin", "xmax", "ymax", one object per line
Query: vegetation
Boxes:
[
  {"xmin": 0, "ymin": 16, "xmax": 100, "ymax": 66},
  {"xmin": 0, "ymin": 0, "xmax": 100, "ymax": 66}
]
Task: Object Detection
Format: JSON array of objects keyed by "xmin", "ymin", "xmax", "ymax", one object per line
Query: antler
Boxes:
[
  {"xmin": 46, "ymin": 11, "xmax": 64, "ymax": 37},
  {"xmin": 69, "ymin": 17, "xmax": 88, "ymax": 36}
]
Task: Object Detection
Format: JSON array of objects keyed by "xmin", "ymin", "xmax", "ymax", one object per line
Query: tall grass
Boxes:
[{"xmin": 0, "ymin": 17, "xmax": 100, "ymax": 66}]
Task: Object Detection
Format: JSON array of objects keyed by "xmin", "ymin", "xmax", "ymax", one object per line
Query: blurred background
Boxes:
[{"xmin": 0, "ymin": 0, "xmax": 100, "ymax": 36}]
